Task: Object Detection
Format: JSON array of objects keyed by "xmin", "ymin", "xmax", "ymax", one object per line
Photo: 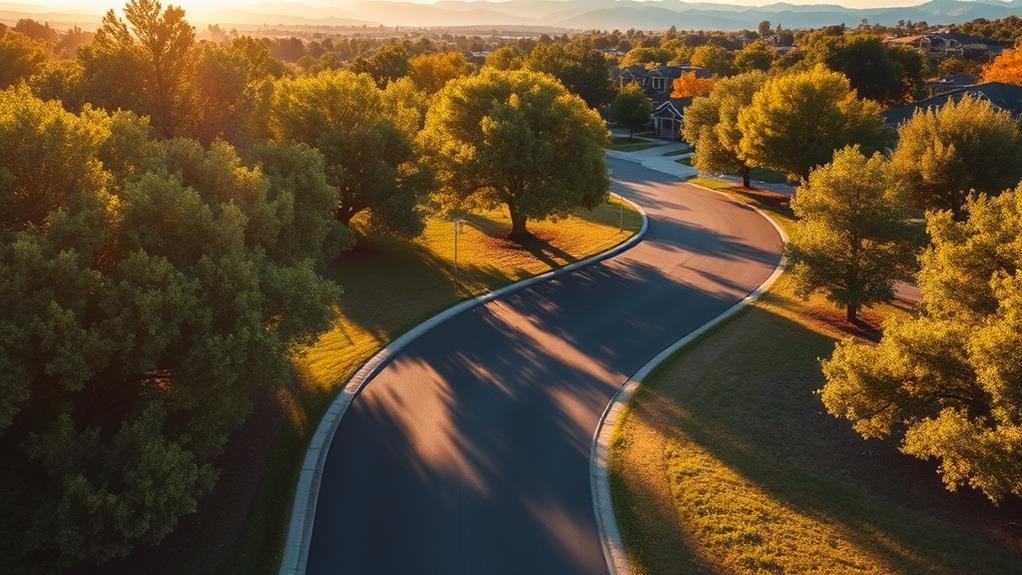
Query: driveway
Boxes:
[{"xmin": 304, "ymin": 158, "xmax": 784, "ymax": 574}]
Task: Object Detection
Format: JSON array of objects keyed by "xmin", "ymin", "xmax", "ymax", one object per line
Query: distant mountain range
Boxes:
[{"xmin": 3, "ymin": 0, "xmax": 1022, "ymax": 31}]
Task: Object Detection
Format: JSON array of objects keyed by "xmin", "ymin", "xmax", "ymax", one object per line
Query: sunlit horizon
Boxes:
[{"xmin": 3, "ymin": 0, "xmax": 965, "ymax": 17}]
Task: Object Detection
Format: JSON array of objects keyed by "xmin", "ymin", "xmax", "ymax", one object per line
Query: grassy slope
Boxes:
[
  {"xmin": 219, "ymin": 199, "xmax": 644, "ymax": 574},
  {"xmin": 609, "ymin": 185, "xmax": 1022, "ymax": 574}
]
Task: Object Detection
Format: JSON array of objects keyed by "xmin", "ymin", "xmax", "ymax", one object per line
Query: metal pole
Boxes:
[{"xmin": 618, "ymin": 196, "xmax": 624, "ymax": 232}]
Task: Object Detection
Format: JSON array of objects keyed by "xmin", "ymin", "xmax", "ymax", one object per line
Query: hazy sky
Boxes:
[{"xmin": 7, "ymin": 0, "xmax": 946, "ymax": 11}]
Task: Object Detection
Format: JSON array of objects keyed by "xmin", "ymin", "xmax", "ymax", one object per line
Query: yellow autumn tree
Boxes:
[
  {"xmin": 671, "ymin": 70, "xmax": 715, "ymax": 98},
  {"xmin": 981, "ymin": 47, "xmax": 1022, "ymax": 85}
]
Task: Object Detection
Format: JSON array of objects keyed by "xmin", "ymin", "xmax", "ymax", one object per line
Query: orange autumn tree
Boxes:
[
  {"xmin": 671, "ymin": 70, "xmax": 716, "ymax": 98},
  {"xmin": 982, "ymin": 47, "xmax": 1022, "ymax": 85}
]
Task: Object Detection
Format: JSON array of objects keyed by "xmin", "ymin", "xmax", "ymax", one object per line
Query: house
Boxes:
[
  {"xmin": 884, "ymin": 82, "xmax": 1022, "ymax": 127},
  {"xmin": 886, "ymin": 31, "xmax": 1003, "ymax": 60},
  {"xmin": 651, "ymin": 97, "xmax": 692, "ymax": 140},
  {"xmin": 924, "ymin": 73, "xmax": 978, "ymax": 97},
  {"xmin": 612, "ymin": 64, "xmax": 712, "ymax": 107}
]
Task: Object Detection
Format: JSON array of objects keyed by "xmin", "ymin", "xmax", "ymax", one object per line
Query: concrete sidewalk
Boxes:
[{"xmin": 606, "ymin": 142, "xmax": 696, "ymax": 179}]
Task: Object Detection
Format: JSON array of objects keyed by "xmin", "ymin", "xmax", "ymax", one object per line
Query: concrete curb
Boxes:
[
  {"xmin": 278, "ymin": 193, "xmax": 649, "ymax": 575},
  {"xmin": 589, "ymin": 183, "xmax": 789, "ymax": 575}
]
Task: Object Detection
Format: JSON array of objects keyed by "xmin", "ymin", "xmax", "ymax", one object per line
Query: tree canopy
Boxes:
[
  {"xmin": 806, "ymin": 34, "xmax": 923, "ymax": 105},
  {"xmin": 682, "ymin": 71, "xmax": 766, "ymax": 187},
  {"xmin": 407, "ymin": 51, "xmax": 473, "ymax": 94},
  {"xmin": 890, "ymin": 95, "xmax": 1022, "ymax": 218},
  {"xmin": 525, "ymin": 42, "xmax": 613, "ymax": 108},
  {"xmin": 738, "ymin": 65, "xmax": 890, "ymax": 181},
  {"xmin": 786, "ymin": 146, "xmax": 918, "ymax": 322},
  {"xmin": 78, "ymin": 0, "xmax": 194, "ymax": 137},
  {"xmin": 690, "ymin": 44, "xmax": 735, "ymax": 77},
  {"xmin": 264, "ymin": 69, "xmax": 431, "ymax": 237},
  {"xmin": 0, "ymin": 87, "xmax": 343, "ymax": 568},
  {"xmin": 821, "ymin": 186, "xmax": 1022, "ymax": 503},
  {"xmin": 981, "ymin": 47, "xmax": 1022, "ymax": 85},
  {"xmin": 611, "ymin": 81, "xmax": 653, "ymax": 138},
  {"xmin": 420, "ymin": 68, "xmax": 609, "ymax": 237}
]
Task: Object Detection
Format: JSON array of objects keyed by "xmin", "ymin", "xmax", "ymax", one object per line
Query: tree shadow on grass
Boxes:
[{"xmin": 614, "ymin": 305, "xmax": 1022, "ymax": 575}]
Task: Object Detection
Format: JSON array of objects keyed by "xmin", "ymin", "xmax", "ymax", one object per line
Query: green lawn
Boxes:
[
  {"xmin": 151, "ymin": 199, "xmax": 642, "ymax": 575},
  {"xmin": 609, "ymin": 186, "xmax": 1022, "ymax": 574},
  {"xmin": 609, "ymin": 136, "xmax": 662, "ymax": 152},
  {"xmin": 679, "ymin": 164, "xmax": 788, "ymax": 185}
]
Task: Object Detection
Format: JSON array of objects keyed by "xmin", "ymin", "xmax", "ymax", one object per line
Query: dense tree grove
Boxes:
[
  {"xmin": 822, "ymin": 187, "xmax": 1022, "ymax": 502},
  {"xmin": 0, "ymin": 87, "xmax": 344, "ymax": 569},
  {"xmin": 421, "ymin": 69, "xmax": 609, "ymax": 237}
]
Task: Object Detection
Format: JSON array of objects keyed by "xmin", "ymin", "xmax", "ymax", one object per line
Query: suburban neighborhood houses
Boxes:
[{"xmin": 3, "ymin": 1, "xmax": 1022, "ymax": 574}]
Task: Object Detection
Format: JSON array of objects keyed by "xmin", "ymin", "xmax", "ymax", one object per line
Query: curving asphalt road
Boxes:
[{"xmin": 305, "ymin": 158, "xmax": 783, "ymax": 575}]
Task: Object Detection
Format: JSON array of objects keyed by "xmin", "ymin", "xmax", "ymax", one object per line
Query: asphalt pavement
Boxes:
[{"xmin": 305, "ymin": 158, "xmax": 783, "ymax": 574}]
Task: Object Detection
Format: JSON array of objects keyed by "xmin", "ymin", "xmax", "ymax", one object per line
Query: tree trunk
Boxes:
[
  {"xmin": 508, "ymin": 204, "xmax": 529, "ymax": 239},
  {"xmin": 742, "ymin": 166, "xmax": 752, "ymax": 189},
  {"xmin": 847, "ymin": 303, "xmax": 859, "ymax": 324}
]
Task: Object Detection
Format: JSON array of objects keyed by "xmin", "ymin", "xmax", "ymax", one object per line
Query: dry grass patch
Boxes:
[{"xmin": 609, "ymin": 183, "xmax": 1022, "ymax": 574}]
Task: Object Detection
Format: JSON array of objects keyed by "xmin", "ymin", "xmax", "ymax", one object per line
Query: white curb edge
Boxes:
[
  {"xmin": 278, "ymin": 193, "xmax": 649, "ymax": 575},
  {"xmin": 589, "ymin": 183, "xmax": 789, "ymax": 575}
]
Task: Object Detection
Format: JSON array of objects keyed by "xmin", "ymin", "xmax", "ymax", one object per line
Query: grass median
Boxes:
[
  {"xmin": 609, "ymin": 136, "xmax": 663, "ymax": 152},
  {"xmin": 136, "ymin": 197, "xmax": 642, "ymax": 575},
  {"xmin": 608, "ymin": 183, "xmax": 1022, "ymax": 574}
]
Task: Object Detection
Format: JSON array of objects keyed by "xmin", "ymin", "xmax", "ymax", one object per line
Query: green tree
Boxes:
[
  {"xmin": 13, "ymin": 19, "xmax": 59, "ymax": 44},
  {"xmin": 77, "ymin": 0, "xmax": 195, "ymax": 137},
  {"xmin": 0, "ymin": 30, "xmax": 49, "ymax": 88},
  {"xmin": 421, "ymin": 69, "xmax": 609, "ymax": 237},
  {"xmin": 738, "ymin": 65, "xmax": 890, "ymax": 181},
  {"xmin": 0, "ymin": 87, "xmax": 342, "ymax": 569},
  {"xmin": 349, "ymin": 43, "xmax": 409, "ymax": 88},
  {"xmin": 484, "ymin": 45, "xmax": 523, "ymax": 71},
  {"xmin": 265, "ymin": 69, "xmax": 430, "ymax": 237},
  {"xmin": 734, "ymin": 40, "xmax": 774, "ymax": 73},
  {"xmin": 610, "ymin": 81, "xmax": 652, "ymax": 138},
  {"xmin": 619, "ymin": 46, "xmax": 672, "ymax": 67},
  {"xmin": 28, "ymin": 58, "xmax": 84, "ymax": 110},
  {"xmin": 690, "ymin": 44, "xmax": 734, "ymax": 77},
  {"xmin": 807, "ymin": 34, "xmax": 922, "ymax": 105},
  {"xmin": 682, "ymin": 71, "xmax": 766, "ymax": 187},
  {"xmin": 821, "ymin": 186, "xmax": 1022, "ymax": 502},
  {"xmin": 890, "ymin": 95, "xmax": 1022, "ymax": 219},
  {"xmin": 407, "ymin": 51, "xmax": 472, "ymax": 94},
  {"xmin": 786, "ymin": 146, "xmax": 918, "ymax": 323},
  {"xmin": 526, "ymin": 42, "xmax": 612, "ymax": 108}
]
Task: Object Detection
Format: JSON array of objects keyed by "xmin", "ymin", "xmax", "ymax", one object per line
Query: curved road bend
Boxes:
[{"xmin": 306, "ymin": 158, "xmax": 783, "ymax": 575}]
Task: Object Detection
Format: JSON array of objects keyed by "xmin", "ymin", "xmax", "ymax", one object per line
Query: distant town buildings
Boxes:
[{"xmin": 885, "ymin": 30, "xmax": 1004, "ymax": 60}]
